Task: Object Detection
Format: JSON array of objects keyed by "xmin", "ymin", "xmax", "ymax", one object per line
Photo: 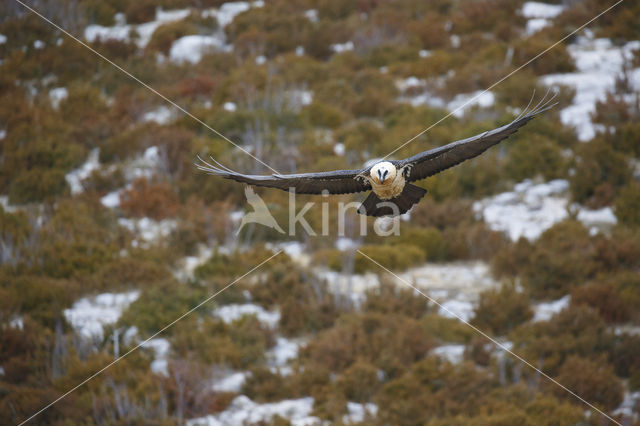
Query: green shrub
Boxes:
[
  {"xmin": 614, "ymin": 183, "xmax": 640, "ymax": 227},
  {"xmin": 473, "ymin": 283, "xmax": 533, "ymax": 336},
  {"xmin": 356, "ymin": 243, "xmax": 425, "ymax": 272}
]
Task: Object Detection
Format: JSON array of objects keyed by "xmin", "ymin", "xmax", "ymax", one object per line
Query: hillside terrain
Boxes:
[{"xmin": 1, "ymin": 0, "xmax": 640, "ymax": 424}]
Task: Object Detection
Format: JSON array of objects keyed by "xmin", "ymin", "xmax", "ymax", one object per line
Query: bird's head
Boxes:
[{"xmin": 370, "ymin": 161, "xmax": 396, "ymax": 185}]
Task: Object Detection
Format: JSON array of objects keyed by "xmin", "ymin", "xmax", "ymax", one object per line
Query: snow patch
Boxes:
[
  {"xmin": 331, "ymin": 41, "xmax": 354, "ymax": 53},
  {"xmin": 66, "ymin": 148, "xmax": 100, "ymax": 195},
  {"xmin": 33, "ymin": 40, "xmax": 45, "ymax": 49},
  {"xmin": 141, "ymin": 338, "xmax": 170, "ymax": 376},
  {"xmin": 223, "ymin": 101, "xmax": 237, "ymax": 112},
  {"xmin": 432, "ymin": 344, "xmax": 466, "ymax": 364},
  {"xmin": 532, "ymin": 295, "xmax": 570, "ymax": 322},
  {"xmin": 142, "ymin": 105, "xmax": 174, "ymax": 124},
  {"xmin": 525, "ymin": 18, "xmax": 551, "ymax": 36},
  {"xmin": 576, "ymin": 206, "xmax": 617, "ymax": 234},
  {"xmin": 344, "ymin": 402, "xmax": 378, "ymax": 424},
  {"xmin": 431, "ymin": 345, "xmax": 465, "ymax": 364},
  {"xmin": 49, "ymin": 87, "xmax": 68, "ymax": 109},
  {"xmin": 64, "ymin": 291, "xmax": 140, "ymax": 340},
  {"xmin": 333, "ymin": 142, "xmax": 345, "ymax": 156},
  {"xmin": 170, "ymin": 35, "xmax": 227, "ymax": 64},
  {"xmin": 267, "ymin": 337, "xmax": 303, "ymax": 367},
  {"xmin": 211, "ymin": 371, "xmax": 247, "ymax": 393},
  {"xmin": 118, "ymin": 217, "xmax": 178, "ymax": 244},
  {"xmin": 335, "ymin": 237, "xmax": 359, "ymax": 251},
  {"xmin": 187, "ymin": 396, "xmax": 319, "ymax": 426},
  {"xmin": 0, "ymin": 34, "xmax": 7, "ymax": 44},
  {"xmin": 438, "ymin": 300, "xmax": 474, "ymax": 322},
  {"xmin": 213, "ymin": 304, "xmax": 280, "ymax": 328},
  {"xmin": 203, "ymin": 1, "xmax": 263, "ymax": 28},
  {"xmin": 521, "ymin": 2, "xmax": 565, "ymax": 19},
  {"xmin": 448, "ymin": 90, "xmax": 495, "ymax": 117},
  {"xmin": 304, "ymin": 9, "xmax": 318, "ymax": 23},
  {"xmin": 84, "ymin": 8, "xmax": 191, "ymax": 49},
  {"xmin": 474, "ymin": 179, "xmax": 570, "ymax": 241},
  {"xmin": 542, "ymin": 34, "xmax": 640, "ymax": 141}
]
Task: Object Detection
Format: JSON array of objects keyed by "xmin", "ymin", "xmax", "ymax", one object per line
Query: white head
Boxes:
[{"xmin": 370, "ymin": 161, "xmax": 396, "ymax": 185}]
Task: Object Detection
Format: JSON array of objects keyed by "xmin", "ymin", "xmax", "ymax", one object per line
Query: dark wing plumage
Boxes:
[
  {"xmin": 397, "ymin": 92, "xmax": 558, "ymax": 183},
  {"xmin": 195, "ymin": 156, "xmax": 371, "ymax": 195}
]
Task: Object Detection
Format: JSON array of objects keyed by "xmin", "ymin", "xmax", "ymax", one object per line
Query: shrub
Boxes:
[
  {"xmin": 473, "ymin": 283, "xmax": 533, "ymax": 336},
  {"xmin": 391, "ymin": 227, "xmax": 446, "ymax": 261},
  {"xmin": 303, "ymin": 313, "xmax": 434, "ymax": 377},
  {"xmin": 505, "ymin": 134, "xmax": 569, "ymax": 182},
  {"xmin": 147, "ymin": 20, "xmax": 198, "ymax": 54},
  {"xmin": 336, "ymin": 360, "xmax": 380, "ymax": 402},
  {"xmin": 552, "ymin": 356, "xmax": 623, "ymax": 411},
  {"xmin": 570, "ymin": 139, "xmax": 631, "ymax": 207},
  {"xmin": 356, "ymin": 243, "xmax": 425, "ymax": 272},
  {"xmin": 125, "ymin": 0, "xmax": 156, "ymax": 24},
  {"xmin": 363, "ymin": 280, "xmax": 430, "ymax": 319},
  {"xmin": 571, "ymin": 281, "xmax": 629, "ymax": 324},
  {"xmin": 119, "ymin": 178, "xmax": 179, "ymax": 220},
  {"xmin": 614, "ymin": 183, "xmax": 640, "ymax": 227}
]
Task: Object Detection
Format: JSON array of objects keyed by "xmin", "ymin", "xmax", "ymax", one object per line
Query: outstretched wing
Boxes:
[
  {"xmin": 195, "ymin": 156, "xmax": 371, "ymax": 195},
  {"xmin": 397, "ymin": 92, "xmax": 558, "ymax": 183}
]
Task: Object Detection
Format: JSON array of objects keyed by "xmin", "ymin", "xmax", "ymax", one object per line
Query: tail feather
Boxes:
[{"xmin": 357, "ymin": 184, "xmax": 427, "ymax": 217}]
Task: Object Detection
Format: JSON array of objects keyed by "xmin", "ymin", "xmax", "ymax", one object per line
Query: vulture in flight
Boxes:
[{"xmin": 196, "ymin": 94, "xmax": 556, "ymax": 217}]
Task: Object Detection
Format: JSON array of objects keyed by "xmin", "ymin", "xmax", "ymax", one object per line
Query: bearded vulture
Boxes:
[{"xmin": 196, "ymin": 94, "xmax": 556, "ymax": 217}]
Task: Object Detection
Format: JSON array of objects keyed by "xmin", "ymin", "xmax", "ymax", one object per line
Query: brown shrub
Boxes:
[
  {"xmin": 571, "ymin": 281, "xmax": 629, "ymax": 324},
  {"xmin": 552, "ymin": 356, "xmax": 623, "ymax": 411}
]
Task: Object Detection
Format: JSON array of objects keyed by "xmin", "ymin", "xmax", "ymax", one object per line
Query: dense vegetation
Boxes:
[{"xmin": 1, "ymin": 0, "xmax": 639, "ymax": 424}]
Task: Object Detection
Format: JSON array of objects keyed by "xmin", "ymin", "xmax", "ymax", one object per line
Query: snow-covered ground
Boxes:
[
  {"xmin": 142, "ymin": 105, "xmax": 174, "ymax": 124},
  {"xmin": 431, "ymin": 344, "xmax": 466, "ymax": 364},
  {"xmin": 532, "ymin": 295, "xmax": 570, "ymax": 322},
  {"xmin": 394, "ymin": 77, "xmax": 495, "ymax": 117},
  {"xmin": 267, "ymin": 337, "xmax": 304, "ymax": 369},
  {"xmin": 65, "ymin": 148, "xmax": 100, "ymax": 195},
  {"xmin": 187, "ymin": 395, "xmax": 319, "ymax": 426},
  {"xmin": 542, "ymin": 31, "xmax": 640, "ymax": 141},
  {"xmin": 211, "ymin": 371, "xmax": 247, "ymax": 393},
  {"xmin": 331, "ymin": 41, "xmax": 354, "ymax": 53},
  {"xmin": 169, "ymin": 35, "xmax": 228, "ymax": 63},
  {"xmin": 613, "ymin": 391, "xmax": 640, "ymax": 422},
  {"xmin": 49, "ymin": 87, "xmax": 68, "ymax": 109},
  {"xmin": 141, "ymin": 337, "xmax": 170, "ymax": 376},
  {"xmin": 344, "ymin": 402, "xmax": 378, "ymax": 424},
  {"xmin": 63, "ymin": 291, "xmax": 140, "ymax": 340},
  {"xmin": 474, "ymin": 179, "xmax": 569, "ymax": 241},
  {"xmin": 118, "ymin": 217, "xmax": 178, "ymax": 245},
  {"xmin": 212, "ymin": 303, "xmax": 280, "ymax": 328},
  {"xmin": 85, "ymin": 9, "xmax": 191, "ymax": 48},
  {"xmin": 447, "ymin": 90, "xmax": 496, "ymax": 118},
  {"xmin": 521, "ymin": 1, "xmax": 565, "ymax": 36},
  {"xmin": 474, "ymin": 179, "xmax": 618, "ymax": 241}
]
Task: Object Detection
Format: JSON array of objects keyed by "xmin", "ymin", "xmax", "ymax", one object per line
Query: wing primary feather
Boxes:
[{"xmin": 208, "ymin": 155, "xmax": 239, "ymax": 174}]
